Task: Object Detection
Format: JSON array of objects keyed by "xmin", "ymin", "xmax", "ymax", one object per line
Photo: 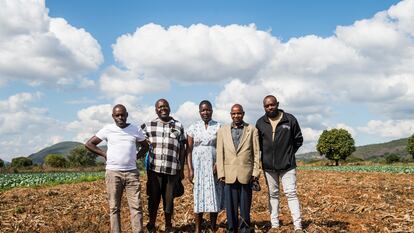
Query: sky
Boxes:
[{"xmin": 1, "ymin": 0, "xmax": 414, "ymax": 162}]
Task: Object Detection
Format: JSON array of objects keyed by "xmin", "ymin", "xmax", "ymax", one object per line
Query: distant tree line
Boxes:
[
  {"xmin": 44, "ymin": 146, "xmax": 98, "ymax": 168},
  {"xmin": 2, "ymin": 133, "xmax": 414, "ymax": 169}
]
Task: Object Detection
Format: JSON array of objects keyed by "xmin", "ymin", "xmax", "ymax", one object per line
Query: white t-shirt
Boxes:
[{"xmin": 96, "ymin": 123, "xmax": 145, "ymax": 171}]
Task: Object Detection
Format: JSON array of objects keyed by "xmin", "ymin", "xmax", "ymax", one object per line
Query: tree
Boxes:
[
  {"xmin": 67, "ymin": 146, "xmax": 97, "ymax": 167},
  {"xmin": 0, "ymin": 158, "xmax": 4, "ymax": 168},
  {"xmin": 407, "ymin": 134, "xmax": 414, "ymax": 160},
  {"xmin": 316, "ymin": 128, "xmax": 356, "ymax": 166},
  {"xmin": 11, "ymin": 157, "xmax": 33, "ymax": 167},
  {"xmin": 385, "ymin": 153, "xmax": 400, "ymax": 164},
  {"xmin": 44, "ymin": 154, "xmax": 68, "ymax": 168}
]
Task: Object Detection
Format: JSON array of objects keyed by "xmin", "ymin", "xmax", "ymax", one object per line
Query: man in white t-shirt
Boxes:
[{"xmin": 85, "ymin": 104, "xmax": 149, "ymax": 233}]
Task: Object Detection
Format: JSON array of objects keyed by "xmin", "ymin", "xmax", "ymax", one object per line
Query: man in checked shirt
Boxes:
[{"xmin": 141, "ymin": 99, "xmax": 186, "ymax": 233}]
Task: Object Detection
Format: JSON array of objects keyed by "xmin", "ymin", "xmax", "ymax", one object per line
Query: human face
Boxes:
[
  {"xmin": 112, "ymin": 107, "xmax": 128, "ymax": 128},
  {"xmin": 155, "ymin": 100, "xmax": 171, "ymax": 121},
  {"xmin": 230, "ymin": 105, "xmax": 244, "ymax": 125},
  {"xmin": 263, "ymin": 97, "xmax": 279, "ymax": 118},
  {"xmin": 199, "ymin": 104, "xmax": 213, "ymax": 123}
]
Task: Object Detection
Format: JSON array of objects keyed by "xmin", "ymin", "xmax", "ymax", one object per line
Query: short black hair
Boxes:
[
  {"xmin": 199, "ymin": 100, "xmax": 212, "ymax": 109},
  {"xmin": 113, "ymin": 104, "xmax": 127, "ymax": 112}
]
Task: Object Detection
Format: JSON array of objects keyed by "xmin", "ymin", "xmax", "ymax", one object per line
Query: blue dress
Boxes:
[{"xmin": 187, "ymin": 120, "xmax": 223, "ymax": 213}]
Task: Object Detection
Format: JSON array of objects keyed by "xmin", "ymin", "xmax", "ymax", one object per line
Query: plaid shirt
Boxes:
[{"xmin": 141, "ymin": 118, "xmax": 186, "ymax": 175}]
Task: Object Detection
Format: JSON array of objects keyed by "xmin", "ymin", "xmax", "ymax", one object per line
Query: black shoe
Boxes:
[
  {"xmin": 164, "ymin": 225, "xmax": 175, "ymax": 233},
  {"xmin": 146, "ymin": 224, "xmax": 156, "ymax": 233}
]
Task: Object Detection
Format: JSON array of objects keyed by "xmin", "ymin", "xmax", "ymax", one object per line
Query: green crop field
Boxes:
[
  {"xmin": 298, "ymin": 165, "xmax": 414, "ymax": 173},
  {"xmin": 0, "ymin": 172, "xmax": 104, "ymax": 190}
]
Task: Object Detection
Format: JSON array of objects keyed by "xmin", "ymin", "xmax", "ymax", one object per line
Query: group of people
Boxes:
[{"xmin": 85, "ymin": 95, "xmax": 304, "ymax": 233}]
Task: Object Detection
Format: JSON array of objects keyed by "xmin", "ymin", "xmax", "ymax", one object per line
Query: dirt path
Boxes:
[{"xmin": 1, "ymin": 170, "xmax": 413, "ymax": 232}]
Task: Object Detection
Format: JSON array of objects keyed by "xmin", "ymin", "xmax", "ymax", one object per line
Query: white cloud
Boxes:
[
  {"xmin": 0, "ymin": 92, "xmax": 70, "ymax": 161},
  {"xmin": 67, "ymin": 102, "xmax": 157, "ymax": 143},
  {"xmin": 358, "ymin": 119, "xmax": 414, "ymax": 138},
  {"xmin": 0, "ymin": 0, "xmax": 103, "ymax": 88},
  {"xmin": 101, "ymin": 23, "xmax": 280, "ymax": 96},
  {"xmin": 173, "ymin": 101, "xmax": 199, "ymax": 128},
  {"xmin": 100, "ymin": 66, "xmax": 170, "ymax": 97},
  {"xmin": 67, "ymin": 104, "xmax": 113, "ymax": 142}
]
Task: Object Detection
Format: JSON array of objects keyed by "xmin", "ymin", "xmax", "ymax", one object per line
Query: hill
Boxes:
[
  {"xmin": 28, "ymin": 141, "xmax": 83, "ymax": 164},
  {"xmin": 297, "ymin": 137, "xmax": 409, "ymax": 161}
]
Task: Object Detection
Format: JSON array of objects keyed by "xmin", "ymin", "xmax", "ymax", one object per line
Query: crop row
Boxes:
[
  {"xmin": 298, "ymin": 165, "xmax": 414, "ymax": 173},
  {"xmin": 0, "ymin": 172, "xmax": 104, "ymax": 190}
]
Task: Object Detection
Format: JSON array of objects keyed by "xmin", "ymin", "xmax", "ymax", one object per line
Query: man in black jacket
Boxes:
[{"xmin": 255, "ymin": 95, "xmax": 303, "ymax": 233}]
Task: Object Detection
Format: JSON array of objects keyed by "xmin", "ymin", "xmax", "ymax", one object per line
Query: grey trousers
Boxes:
[
  {"xmin": 264, "ymin": 169, "xmax": 302, "ymax": 230},
  {"xmin": 105, "ymin": 169, "xmax": 143, "ymax": 233}
]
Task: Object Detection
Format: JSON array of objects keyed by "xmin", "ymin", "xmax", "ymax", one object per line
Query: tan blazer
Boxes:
[{"xmin": 216, "ymin": 123, "xmax": 260, "ymax": 184}]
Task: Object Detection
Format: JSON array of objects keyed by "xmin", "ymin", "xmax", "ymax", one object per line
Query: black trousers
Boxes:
[
  {"xmin": 147, "ymin": 170, "xmax": 179, "ymax": 214},
  {"xmin": 224, "ymin": 181, "xmax": 252, "ymax": 233}
]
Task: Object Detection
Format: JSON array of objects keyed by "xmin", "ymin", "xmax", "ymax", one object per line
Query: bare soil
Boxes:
[{"xmin": 1, "ymin": 170, "xmax": 413, "ymax": 233}]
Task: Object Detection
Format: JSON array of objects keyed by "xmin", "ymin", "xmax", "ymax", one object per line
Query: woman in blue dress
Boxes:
[{"xmin": 187, "ymin": 100, "xmax": 222, "ymax": 233}]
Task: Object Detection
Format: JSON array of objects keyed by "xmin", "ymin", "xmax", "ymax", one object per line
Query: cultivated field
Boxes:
[{"xmin": 0, "ymin": 169, "xmax": 413, "ymax": 233}]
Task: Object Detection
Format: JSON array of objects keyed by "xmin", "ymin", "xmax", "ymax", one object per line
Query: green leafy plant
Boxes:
[{"xmin": 0, "ymin": 172, "xmax": 104, "ymax": 190}]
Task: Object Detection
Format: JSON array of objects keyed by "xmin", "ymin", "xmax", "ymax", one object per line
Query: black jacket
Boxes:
[{"xmin": 255, "ymin": 110, "xmax": 303, "ymax": 172}]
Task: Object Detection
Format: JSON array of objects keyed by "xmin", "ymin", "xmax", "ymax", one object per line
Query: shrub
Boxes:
[
  {"xmin": 44, "ymin": 154, "xmax": 68, "ymax": 168},
  {"xmin": 0, "ymin": 159, "xmax": 4, "ymax": 168},
  {"xmin": 385, "ymin": 154, "xmax": 400, "ymax": 164},
  {"xmin": 68, "ymin": 146, "xmax": 97, "ymax": 167},
  {"xmin": 11, "ymin": 157, "xmax": 33, "ymax": 167}
]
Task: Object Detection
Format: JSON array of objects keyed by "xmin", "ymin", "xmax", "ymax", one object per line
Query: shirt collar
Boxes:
[{"xmin": 231, "ymin": 121, "xmax": 245, "ymax": 129}]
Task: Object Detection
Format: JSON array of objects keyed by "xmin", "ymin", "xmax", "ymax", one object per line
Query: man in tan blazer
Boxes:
[{"xmin": 217, "ymin": 104, "xmax": 260, "ymax": 233}]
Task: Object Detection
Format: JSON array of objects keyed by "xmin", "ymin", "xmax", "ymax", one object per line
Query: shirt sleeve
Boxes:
[
  {"xmin": 186, "ymin": 124, "xmax": 194, "ymax": 138},
  {"xmin": 136, "ymin": 127, "xmax": 146, "ymax": 142},
  {"xmin": 140, "ymin": 123, "xmax": 149, "ymax": 138},
  {"xmin": 95, "ymin": 127, "xmax": 107, "ymax": 141},
  {"xmin": 179, "ymin": 124, "xmax": 186, "ymax": 143}
]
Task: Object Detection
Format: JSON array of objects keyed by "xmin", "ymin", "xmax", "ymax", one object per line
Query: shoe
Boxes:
[
  {"xmin": 145, "ymin": 224, "xmax": 156, "ymax": 233},
  {"xmin": 164, "ymin": 225, "xmax": 175, "ymax": 233},
  {"xmin": 268, "ymin": 227, "xmax": 279, "ymax": 233},
  {"xmin": 294, "ymin": 229, "xmax": 304, "ymax": 233}
]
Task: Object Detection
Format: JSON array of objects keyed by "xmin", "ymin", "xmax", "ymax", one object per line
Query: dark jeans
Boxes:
[
  {"xmin": 147, "ymin": 170, "xmax": 179, "ymax": 214},
  {"xmin": 224, "ymin": 181, "xmax": 252, "ymax": 233}
]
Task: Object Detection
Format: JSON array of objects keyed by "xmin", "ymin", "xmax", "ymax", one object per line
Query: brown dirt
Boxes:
[{"xmin": 1, "ymin": 170, "xmax": 413, "ymax": 233}]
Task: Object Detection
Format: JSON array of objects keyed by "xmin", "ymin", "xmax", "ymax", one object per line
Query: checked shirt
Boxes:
[{"xmin": 141, "ymin": 118, "xmax": 186, "ymax": 175}]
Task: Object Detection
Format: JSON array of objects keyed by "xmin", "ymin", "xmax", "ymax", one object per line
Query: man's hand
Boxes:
[
  {"xmin": 250, "ymin": 176, "xmax": 258, "ymax": 182},
  {"xmin": 187, "ymin": 168, "xmax": 194, "ymax": 184}
]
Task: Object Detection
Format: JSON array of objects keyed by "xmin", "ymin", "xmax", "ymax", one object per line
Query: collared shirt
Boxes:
[
  {"xmin": 141, "ymin": 117, "xmax": 186, "ymax": 175},
  {"xmin": 231, "ymin": 122, "xmax": 244, "ymax": 149}
]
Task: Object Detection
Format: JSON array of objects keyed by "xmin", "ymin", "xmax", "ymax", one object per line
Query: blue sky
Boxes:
[{"xmin": 1, "ymin": 0, "xmax": 414, "ymax": 162}]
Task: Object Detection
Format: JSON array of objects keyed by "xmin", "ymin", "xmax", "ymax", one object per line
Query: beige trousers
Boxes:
[{"xmin": 105, "ymin": 169, "xmax": 143, "ymax": 233}]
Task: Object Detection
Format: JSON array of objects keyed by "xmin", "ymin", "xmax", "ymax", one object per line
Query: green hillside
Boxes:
[
  {"xmin": 28, "ymin": 141, "xmax": 83, "ymax": 164},
  {"xmin": 297, "ymin": 137, "xmax": 410, "ymax": 161}
]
